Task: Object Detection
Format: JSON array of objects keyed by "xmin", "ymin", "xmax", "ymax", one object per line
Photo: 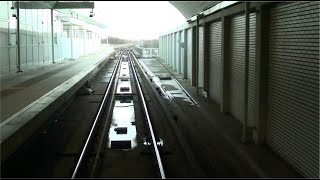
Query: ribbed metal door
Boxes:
[
  {"xmin": 248, "ymin": 13, "xmax": 256, "ymax": 127},
  {"xmin": 229, "ymin": 14, "xmax": 245, "ymax": 122},
  {"xmin": 171, "ymin": 33, "xmax": 174, "ymax": 67},
  {"xmin": 266, "ymin": 2, "xmax": 319, "ymax": 178},
  {"xmin": 180, "ymin": 30, "xmax": 184, "ymax": 75},
  {"xmin": 173, "ymin": 32, "xmax": 177, "ymax": 70},
  {"xmin": 176, "ymin": 32, "xmax": 180, "ymax": 72},
  {"xmin": 187, "ymin": 28, "xmax": 192, "ymax": 81},
  {"xmin": 169, "ymin": 34, "xmax": 172, "ymax": 67},
  {"xmin": 160, "ymin": 37, "xmax": 162, "ymax": 59},
  {"xmin": 198, "ymin": 26, "xmax": 204, "ymax": 88},
  {"xmin": 209, "ymin": 21, "xmax": 222, "ymax": 104},
  {"xmin": 166, "ymin": 35, "xmax": 169, "ymax": 64}
]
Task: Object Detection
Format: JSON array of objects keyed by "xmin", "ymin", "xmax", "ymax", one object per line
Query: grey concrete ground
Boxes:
[
  {"xmin": 0, "ymin": 49, "xmax": 112, "ymax": 122},
  {"xmin": 0, "ymin": 47, "xmax": 114, "ymax": 164}
]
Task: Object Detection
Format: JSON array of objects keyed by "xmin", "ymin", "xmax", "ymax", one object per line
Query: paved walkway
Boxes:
[
  {"xmin": 0, "ymin": 47, "xmax": 113, "ymax": 122},
  {"xmin": 1, "ymin": 45, "xmax": 114, "ymax": 164}
]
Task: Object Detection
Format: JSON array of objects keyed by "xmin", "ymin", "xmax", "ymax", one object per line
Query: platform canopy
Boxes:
[
  {"xmin": 169, "ymin": 1, "xmax": 221, "ymax": 19},
  {"xmin": 17, "ymin": 1, "xmax": 94, "ymax": 9},
  {"xmin": 14, "ymin": 1, "xmax": 106, "ymax": 28}
]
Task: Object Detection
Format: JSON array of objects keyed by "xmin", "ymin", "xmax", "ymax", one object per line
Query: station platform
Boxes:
[
  {"xmin": 138, "ymin": 57, "xmax": 301, "ymax": 178},
  {"xmin": 0, "ymin": 46, "xmax": 114, "ymax": 164}
]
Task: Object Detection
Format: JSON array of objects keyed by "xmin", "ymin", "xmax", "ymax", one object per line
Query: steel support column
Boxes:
[
  {"xmin": 51, "ymin": 9, "xmax": 55, "ymax": 63},
  {"xmin": 221, "ymin": 16, "xmax": 230, "ymax": 113},
  {"xmin": 196, "ymin": 15, "xmax": 199, "ymax": 95},
  {"xmin": 16, "ymin": 0, "xmax": 22, "ymax": 72},
  {"xmin": 242, "ymin": 2, "xmax": 250, "ymax": 143},
  {"xmin": 203, "ymin": 22, "xmax": 210, "ymax": 94},
  {"xmin": 253, "ymin": 4, "xmax": 269, "ymax": 145}
]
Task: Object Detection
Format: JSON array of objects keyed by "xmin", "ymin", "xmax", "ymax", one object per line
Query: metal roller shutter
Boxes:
[
  {"xmin": 172, "ymin": 33, "xmax": 175, "ymax": 68},
  {"xmin": 176, "ymin": 32, "xmax": 180, "ymax": 72},
  {"xmin": 160, "ymin": 37, "xmax": 162, "ymax": 59},
  {"xmin": 166, "ymin": 35, "xmax": 168, "ymax": 64},
  {"xmin": 161, "ymin": 37, "xmax": 163, "ymax": 59},
  {"xmin": 168, "ymin": 34, "xmax": 171, "ymax": 66},
  {"xmin": 266, "ymin": 2, "xmax": 319, "ymax": 178},
  {"xmin": 187, "ymin": 28, "xmax": 192, "ymax": 82},
  {"xmin": 168, "ymin": 34, "xmax": 170, "ymax": 64},
  {"xmin": 180, "ymin": 30, "xmax": 184, "ymax": 75},
  {"xmin": 248, "ymin": 13, "xmax": 256, "ymax": 127},
  {"xmin": 172, "ymin": 33, "xmax": 175, "ymax": 69},
  {"xmin": 198, "ymin": 26, "xmax": 204, "ymax": 88},
  {"xmin": 229, "ymin": 14, "xmax": 245, "ymax": 122},
  {"xmin": 209, "ymin": 21, "xmax": 222, "ymax": 104}
]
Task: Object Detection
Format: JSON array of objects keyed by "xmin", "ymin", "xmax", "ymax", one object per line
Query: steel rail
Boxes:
[
  {"xmin": 129, "ymin": 51, "xmax": 166, "ymax": 179},
  {"xmin": 71, "ymin": 52, "xmax": 122, "ymax": 178},
  {"xmin": 89, "ymin": 51, "xmax": 123, "ymax": 177}
]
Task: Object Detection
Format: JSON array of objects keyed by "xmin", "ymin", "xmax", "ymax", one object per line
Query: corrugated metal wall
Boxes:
[
  {"xmin": 173, "ymin": 32, "xmax": 176, "ymax": 70},
  {"xmin": 159, "ymin": 37, "xmax": 162, "ymax": 59},
  {"xmin": 187, "ymin": 28, "xmax": 193, "ymax": 82},
  {"xmin": 229, "ymin": 14, "xmax": 245, "ymax": 123},
  {"xmin": 176, "ymin": 31, "xmax": 180, "ymax": 73},
  {"xmin": 172, "ymin": 33, "xmax": 175, "ymax": 68},
  {"xmin": 180, "ymin": 30, "xmax": 184, "ymax": 75},
  {"xmin": 161, "ymin": 37, "xmax": 163, "ymax": 59},
  {"xmin": 166, "ymin": 35, "xmax": 169, "ymax": 64},
  {"xmin": 170, "ymin": 33, "xmax": 173, "ymax": 67},
  {"xmin": 248, "ymin": 13, "xmax": 257, "ymax": 127},
  {"xmin": 198, "ymin": 26, "xmax": 204, "ymax": 88},
  {"xmin": 208, "ymin": 21, "xmax": 222, "ymax": 104},
  {"xmin": 266, "ymin": 2, "xmax": 319, "ymax": 178}
]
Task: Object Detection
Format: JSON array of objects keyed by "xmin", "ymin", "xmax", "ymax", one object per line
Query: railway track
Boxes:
[
  {"xmin": 72, "ymin": 49, "xmax": 166, "ymax": 178},
  {"xmin": 2, "ymin": 48, "xmax": 203, "ymax": 178}
]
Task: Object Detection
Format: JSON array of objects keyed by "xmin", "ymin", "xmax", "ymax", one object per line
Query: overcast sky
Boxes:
[{"xmin": 75, "ymin": 1, "xmax": 186, "ymax": 40}]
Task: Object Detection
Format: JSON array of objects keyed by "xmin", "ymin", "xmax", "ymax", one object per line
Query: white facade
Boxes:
[{"xmin": 0, "ymin": 1, "xmax": 104, "ymax": 74}]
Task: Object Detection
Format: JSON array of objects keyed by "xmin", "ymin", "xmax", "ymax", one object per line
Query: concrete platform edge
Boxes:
[{"xmin": 1, "ymin": 51, "xmax": 114, "ymax": 165}]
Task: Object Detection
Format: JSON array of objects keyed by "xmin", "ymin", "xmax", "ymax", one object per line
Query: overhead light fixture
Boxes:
[
  {"xmin": 198, "ymin": 12, "xmax": 204, "ymax": 19},
  {"xmin": 90, "ymin": 8, "xmax": 95, "ymax": 17}
]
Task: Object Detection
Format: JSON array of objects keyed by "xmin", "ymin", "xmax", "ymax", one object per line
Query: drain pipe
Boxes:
[{"xmin": 242, "ymin": 1, "xmax": 250, "ymax": 143}]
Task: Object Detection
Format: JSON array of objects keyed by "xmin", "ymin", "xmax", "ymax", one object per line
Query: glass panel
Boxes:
[
  {"xmin": 20, "ymin": 24, "xmax": 27, "ymax": 45},
  {"xmin": 44, "ymin": 45, "xmax": 49, "ymax": 61},
  {"xmin": 33, "ymin": 46, "xmax": 38, "ymax": 64},
  {"xmin": 0, "ymin": 47, "xmax": 9, "ymax": 73},
  {"xmin": 48, "ymin": 45, "xmax": 52, "ymax": 61},
  {"xmin": 32, "ymin": 8, "xmax": 37, "ymax": 26},
  {"xmin": 79, "ymin": 30, "xmax": 84, "ymax": 38},
  {"xmin": 26, "ymin": 3, "xmax": 32, "ymax": 25},
  {"xmin": 9, "ymin": 47, "xmax": 17, "ymax": 70},
  {"xmin": 20, "ymin": 2, "xmax": 26, "ymax": 24},
  {"xmin": 21, "ymin": 46, "xmax": 27, "ymax": 66},
  {"xmin": 33, "ymin": 27, "xmax": 38, "ymax": 45},
  {"xmin": 27, "ymin": 25, "xmax": 32, "ymax": 45},
  {"xmin": 0, "ymin": 1, "xmax": 9, "ymax": 20},
  {"xmin": 27, "ymin": 46, "xmax": 32, "ymax": 65},
  {"xmin": 62, "ymin": 30, "xmax": 67, "ymax": 38},
  {"xmin": 0, "ymin": 21, "xmax": 8, "ymax": 47},
  {"xmin": 9, "ymin": 16, "xmax": 17, "ymax": 46},
  {"xmin": 38, "ymin": 45, "xmax": 43, "ymax": 63}
]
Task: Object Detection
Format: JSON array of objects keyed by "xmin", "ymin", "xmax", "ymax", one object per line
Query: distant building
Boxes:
[{"xmin": 0, "ymin": 1, "xmax": 106, "ymax": 74}]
